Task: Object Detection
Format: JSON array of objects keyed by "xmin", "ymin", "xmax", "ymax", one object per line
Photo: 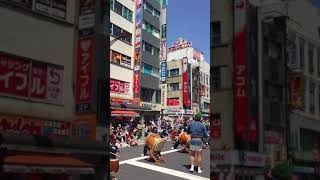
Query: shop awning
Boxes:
[
  {"xmin": 3, "ymin": 153, "xmax": 95, "ymax": 174},
  {"xmin": 111, "ymin": 110, "xmax": 139, "ymax": 117}
]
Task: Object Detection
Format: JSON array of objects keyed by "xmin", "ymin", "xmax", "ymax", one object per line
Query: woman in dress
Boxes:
[{"xmin": 188, "ymin": 113, "xmax": 208, "ymax": 174}]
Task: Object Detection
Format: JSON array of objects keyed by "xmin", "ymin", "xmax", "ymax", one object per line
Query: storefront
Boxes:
[
  {"xmin": 140, "ymin": 102, "xmax": 161, "ymax": 124},
  {"xmin": 0, "ymin": 113, "xmax": 106, "ymax": 180},
  {"xmin": 211, "ymin": 151, "xmax": 266, "ymax": 180},
  {"xmin": 163, "ymin": 109, "xmax": 194, "ymax": 122}
]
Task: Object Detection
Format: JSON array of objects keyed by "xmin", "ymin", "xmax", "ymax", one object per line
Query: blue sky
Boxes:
[{"xmin": 167, "ymin": 0, "xmax": 210, "ymax": 63}]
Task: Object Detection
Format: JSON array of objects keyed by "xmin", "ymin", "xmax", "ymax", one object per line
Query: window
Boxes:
[
  {"xmin": 143, "ymin": 2, "xmax": 160, "ymax": 19},
  {"xmin": 143, "ymin": 21, "xmax": 160, "ymax": 39},
  {"xmin": 299, "ymin": 38, "xmax": 305, "ymax": 70},
  {"xmin": 110, "ymin": 24, "xmax": 132, "ymax": 44},
  {"xmin": 212, "ymin": 66, "xmax": 221, "ymax": 89},
  {"xmin": 169, "ymin": 68, "xmax": 179, "ymax": 77},
  {"xmin": 300, "ymin": 128, "xmax": 318, "ymax": 151},
  {"xmin": 212, "ymin": 21, "xmax": 222, "ymax": 47},
  {"xmin": 110, "ymin": 0, "xmax": 133, "ymax": 22},
  {"xmin": 152, "ymin": 47, "xmax": 160, "ymax": 56},
  {"xmin": 114, "ymin": 1, "xmax": 122, "ymax": 15},
  {"xmin": 310, "ymin": 81, "xmax": 315, "ymax": 114},
  {"xmin": 169, "ymin": 83, "xmax": 179, "ymax": 91},
  {"xmin": 143, "ymin": 63, "xmax": 152, "ymax": 75},
  {"xmin": 308, "ymin": 43, "xmax": 314, "ymax": 74},
  {"xmin": 143, "ymin": 41, "xmax": 152, "ymax": 53},
  {"xmin": 141, "ymin": 87, "xmax": 153, "ymax": 102}
]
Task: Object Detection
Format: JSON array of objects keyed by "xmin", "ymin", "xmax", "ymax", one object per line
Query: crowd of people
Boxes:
[{"xmin": 109, "ymin": 116, "xmax": 210, "ymax": 150}]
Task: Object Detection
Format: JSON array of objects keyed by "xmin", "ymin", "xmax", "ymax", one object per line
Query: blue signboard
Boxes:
[{"xmin": 161, "ymin": 62, "xmax": 167, "ymax": 82}]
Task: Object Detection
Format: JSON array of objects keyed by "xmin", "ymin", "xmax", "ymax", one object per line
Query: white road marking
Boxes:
[
  {"xmin": 119, "ymin": 149, "xmax": 179, "ymax": 165},
  {"xmin": 125, "ymin": 160, "xmax": 210, "ymax": 180}
]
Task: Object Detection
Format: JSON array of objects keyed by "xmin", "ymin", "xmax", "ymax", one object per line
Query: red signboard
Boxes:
[
  {"xmin": 167, "ymin": 98, "xmax": 179, "ymax": 106},
  {"xmin": 133, "ymin": 71, "xmax": 140, "ymax": 97},
  {"xmin": 30, "ymin": 61, "xmax": 47, "ymax": 99},
  {"xmin": 110, "ymin": 97, "xmax": 140, "ymax": 107},
  {"xmin": 76, "ymin": 37, "xmax": 94, "ymax": 103},
  {"xmin": 182, "ymin": 58, "xmax": 190, "ymax": 108},
  {"xmin": 0, "ymin": 52, "xmax": 63, "ymax": 104},
  {"xmin": 234, "ymin": 0, "xmax": 248, "ymax": 140},
  {"xmin": 110, "ymin": 79, "xmax": 130, "ymax": 94},
  {"xmin": 0, "ymin": 52, "xmax": 31, "ymax": 98}
]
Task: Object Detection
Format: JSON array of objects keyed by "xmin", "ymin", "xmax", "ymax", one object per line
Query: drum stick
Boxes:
[{"xmin": 110, "ymin": 152, "xmax": 120, "ymax": 157}]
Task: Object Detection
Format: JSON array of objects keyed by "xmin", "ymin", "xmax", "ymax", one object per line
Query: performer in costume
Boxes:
[{"xmin": 189, "ymin": 113, "xmax": 208, "ymax": 174}]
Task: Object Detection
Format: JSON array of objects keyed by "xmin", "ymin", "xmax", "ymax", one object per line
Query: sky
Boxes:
[{"xmin": 167, "ymin": 0, "xmax": 210, "ymax": 63}]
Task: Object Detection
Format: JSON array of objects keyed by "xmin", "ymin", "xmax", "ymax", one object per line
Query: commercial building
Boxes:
[
  {"xmin": 164, "ymin": 38, "xmax": 210, "ymax": 120},
  {"xmin": 0, "ymin": 1, "xmax": 106, "ymax": 180},
  {"xmin": 212, "ymin": 0, "xmax": 320, "ymax": 179}
]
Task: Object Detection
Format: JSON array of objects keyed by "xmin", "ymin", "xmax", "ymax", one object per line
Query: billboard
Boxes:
[
  {"xmin": 133, "ymin": 0, "xmax": 143, "ymax": 98},
  {"xmin": 161, "ymin": 24, "xmax": 167, "ymax": 42},
  {"xmin": 110, "ymin": 79, "xmax": 130, "ymax": 94},
  {"xmin": 182, "ymin": 58, "xmax": 190, "ymax": 108},
  {"xmin": 35, "ymin": 0, "xmax": 67, "ymax": 20},
  {"xmin": 234, "ymin": 0, "xmax": 249, "ymax": 141},
  {"xmin": 0, "ymin": 51, "xmax": 64, "ymax": 104},
  {"xmin": 167, "ymin": 98, "xmax": 179, "ymax": 106},
  {"xmin": 160, "ymin": 84, "xmax": 167, "ymax": 108},
  {"xmin": 161, "ymin": 62, "xmax": 167, "ymax": 82},
  {"xmin": 288, "ymin": 73, "xmax": 304, "ymax": 110},
  {"xmin": 76, "ymin": 37, "xmax": 94, "ymax": 105}
]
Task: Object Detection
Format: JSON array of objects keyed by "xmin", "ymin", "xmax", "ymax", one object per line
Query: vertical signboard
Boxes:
[
  {"xmin": 160, "ymin": 3, "xmax": 167, "ymax": 83},
  {"xmin": 133, "ymin": 0, "xmax": 143, "ymax": 98},
  {"xmin": 234, "ymin": 0, "xmax": 248, "ymax": 142},
  {"xmin": 76, "ymin": 0, "xmax": 95, "ymax": 113},
  {"xmin": 182, "ymin": 57, "xmax": 190, "ymax": 108},
  {"xmin": 160, "ymin": 84, "xmax": 167, "ymax": 108}
]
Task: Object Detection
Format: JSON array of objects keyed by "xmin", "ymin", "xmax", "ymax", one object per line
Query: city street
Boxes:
[{"xmin": 112, "ymin": 141, "xmax": 210, "ymax": 180}]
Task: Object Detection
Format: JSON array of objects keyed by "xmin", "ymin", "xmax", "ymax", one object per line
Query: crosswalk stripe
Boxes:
[{"xmin": 125, "ymin": 160, "xmax": 210, "ymax": 180}]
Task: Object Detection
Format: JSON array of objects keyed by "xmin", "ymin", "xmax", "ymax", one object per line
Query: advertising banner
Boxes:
[
  {"xmin": 35, "ymin": 0, "xmax": 67, "ymax": 20},
  {"xmin": 167, "ymin": 98, "xmax": 179, "ymax": 106},
  {"xmin": 234, "ymin": 0, "xmax": 248, "ymax": 140},
  {"xmin": 110, "ymin": 97, "xmax": 140, "ymax": 108},
  {"xmin": 76, "ymin": 37, "xmax": 94, "ymax": 104},
  {"xmin": 288, "ymin": 73, "xmax": 304, "ymax": 110},
  {"xmin": 73, "ymin": 114, "xmax": 96, "ymax": 140},
  {"xmin": 161, "ymin": 62, "xmax": 166, "ymax": 82},
  {"xmin": 161, "ymin": 42, "xmax": 167, "ymax": 61},
  {"xmin": 0, "ymin": 52, "xmax": 63, "ymax": 104},
  {"xmin": 161, "ymin": 24, "xmax": 167, "ymax": 42},
  {"xmin": 79, "ymin": 0, "xmax": 95, "ymax": 30},
  {"xmin": 160, "ymin": 84, "xmax": 167, "ymax": 108},
  {"xmin": 110, "ymin": 79, "xmax": 130, "ymax": 94},
  {"xmin": 161, "ymin": 8, "xmax": 166, "ymax": 24},
  {"xmin": 133, "ymin": 0, "xmax": 143, "ymax": 98},
  {"xmin": 182, "ymin": 58, "xmax": 190, "ymax": 108},
  {"xmin": 168, "ymin": 41, "xmax": 192, "ymax": 52}
]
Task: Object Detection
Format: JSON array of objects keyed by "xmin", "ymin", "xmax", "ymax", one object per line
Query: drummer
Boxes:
[
  {"xmin": 189, "ymin": 113, "xmax": 208, "ymax": 174},
  {"xmin": 142, "ymin": 127, "xmax": 158, "ymax": 156},
  {"xmin": 171, "ymin": 119, "xmax": 190, "ymax": 150},
  {"xmin": 110, "ymin": 140, "xmax": 120, "ymax": 159}
]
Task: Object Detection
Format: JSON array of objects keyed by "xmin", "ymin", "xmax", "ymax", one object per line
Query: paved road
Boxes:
[{"xmin": 112, "ymin": 140, "xmax": 210, "ymax": 180}]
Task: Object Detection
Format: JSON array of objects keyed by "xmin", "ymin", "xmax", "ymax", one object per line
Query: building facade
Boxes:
[
  {"xmin": 212, "ymin": 0, "xmax": 320, "ymax": 179},
  {"xmin": 0, "ymin": 1, "xmax": 106, "ymax": 180},
  {"xmin": 165, "ymin": 38, "xmax": 209, "ymax": 120}
]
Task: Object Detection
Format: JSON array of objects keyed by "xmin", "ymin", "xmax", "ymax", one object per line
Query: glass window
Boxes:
[
  {"xmin": 110, "ymin": 0, "xmax": 114, "ymax": 10},
  {"xmin": 212, "ymin": 21, "xmax": 222, "ymax": 47},
  {"xmin": 169, "ymin": 69, "xmax": 179, "ymax": 77},
  {"xmin": 308, "ymin": 43, "xmax": 314, "ymax": 74},
  {"xmin": 145, "ymin": 2, "xmax": 153, "ymax": 14},
  {"xmin": 169, "ymin": 83, "xmax": 179, "ymax": 91},
  {"xmin": 154, "ymin": 10, "xmax": 160, "ymax": 19},
  {"xmin": 143, "ymin": 63, "xmax": 152, "ymax": 75},
  {"xmin": 143, "ymin": 41, "xmax": 152, "ymax": 53},
  {"xmin": 112, "ymin": 24, "xmax": 121, "ymax": 36},
  {"xmin": 114, "ymin": 1, "xmax": 122, "ymax": 15},
  {"xmin": 153, "ymin": 47, "xmax": 160, "ymax": 56}
]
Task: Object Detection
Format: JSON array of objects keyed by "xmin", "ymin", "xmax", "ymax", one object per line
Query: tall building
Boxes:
[
  {"xmin": 212, "ymin": 0, "xmax": 320, "ymax": 179},
  {"xmin": 0, "ymin": 1, "xmax": 106, "ymax": 179},
  {"xmin": 164, "ymin": 38, "xmax": 209, "ymax": 120},
  {"xmin": 110, "ymin": 0, "xmax": 166, "ymax": 124},
  {"xmin": 109, "ymin": 0, "xmax": 139, "ymax": 112}
]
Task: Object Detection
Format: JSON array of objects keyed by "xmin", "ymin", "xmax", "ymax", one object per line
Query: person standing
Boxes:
[{"xmin": 189, "ymin": 113, "xmax": 208, "ymax": 174}]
